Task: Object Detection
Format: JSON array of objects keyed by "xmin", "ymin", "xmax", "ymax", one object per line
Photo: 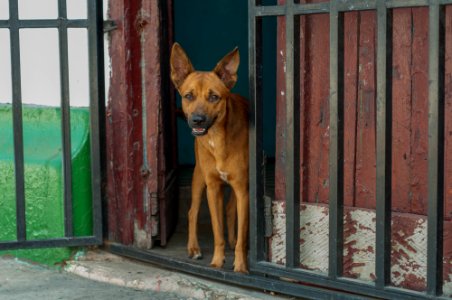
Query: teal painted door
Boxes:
[{"xmin": 174, "ymin": 0, "xmax": 276, "ymax": 165}]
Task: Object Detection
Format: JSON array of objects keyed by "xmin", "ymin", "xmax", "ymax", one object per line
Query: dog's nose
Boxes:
[{"xmin": 191, "ymin": 114, "xmax": 206, "ymax": 125}]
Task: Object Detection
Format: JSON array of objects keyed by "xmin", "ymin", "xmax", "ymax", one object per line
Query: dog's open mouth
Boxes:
[{"xmin": 192, "ymin": 127, "xmax": 207, "ymax": 136}]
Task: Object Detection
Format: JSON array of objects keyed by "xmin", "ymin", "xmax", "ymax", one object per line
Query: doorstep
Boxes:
[{"xmin": 66, "ymin": 249, "xmax": 290, "ymax": 300}]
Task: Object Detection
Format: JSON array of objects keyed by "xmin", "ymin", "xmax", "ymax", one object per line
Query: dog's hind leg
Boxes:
[
  {"xmin": 188, "ymin": 163, "xmax": 205, "ymax": 259},
  {"xmin": 226, "ymin": 191, "xmax": 237, "ymax": 250}
]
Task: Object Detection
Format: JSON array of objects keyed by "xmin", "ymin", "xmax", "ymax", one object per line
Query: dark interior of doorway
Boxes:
[{"xmin": 150, "ymin": 0, "xmax": 277, "ymax": 271}]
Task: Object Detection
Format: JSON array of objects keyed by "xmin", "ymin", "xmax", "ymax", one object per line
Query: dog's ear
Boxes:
[
  {"xmin": 170, "ymin": 43, "xmax": 194, "ymax": 90},
  {"xmin": 213, "ymin": 47, "xmax": 240, "ymax": 90}
]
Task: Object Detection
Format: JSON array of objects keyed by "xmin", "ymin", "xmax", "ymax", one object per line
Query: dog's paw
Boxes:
[
  {"xmin": 188, "ymin": 245, "xmax": 203, "ymax": 260},
  {"xmin": 210, "ymin": 256, "xmax": 225, "ymax": 269},
  {"xmin": 191, "ymin": 252, "xmax": 203, "ymax": 260},
  {"xmin": 233, "ymin": 261, "xmax": 249, "ymax": 274},
  {"xmin": 233, "ymin": 255, "xmax": 249, "ymax": 274}
]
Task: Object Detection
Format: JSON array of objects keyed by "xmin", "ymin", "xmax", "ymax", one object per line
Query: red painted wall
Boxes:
[{"xmin": 275, "ymin": 5, "xmax": 452, "ymax": 218}]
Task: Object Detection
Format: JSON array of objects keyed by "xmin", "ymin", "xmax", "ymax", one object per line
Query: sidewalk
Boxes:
[{"xmin": 0, "ymin": 250, "xmax": 288, "ymax": 300}]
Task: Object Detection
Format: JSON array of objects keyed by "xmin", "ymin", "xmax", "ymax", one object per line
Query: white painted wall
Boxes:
[{"xmin": 0, "ymin": 0, "xmax": 110, "ymax": 108}]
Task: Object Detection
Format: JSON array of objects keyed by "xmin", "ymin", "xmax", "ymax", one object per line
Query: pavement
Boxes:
[{"xmin": 0, "ymin": 250, "xmax": 289, "ymax": 300}]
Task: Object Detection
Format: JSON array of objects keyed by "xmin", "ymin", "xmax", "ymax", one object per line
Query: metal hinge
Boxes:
[{"xmin": 103, "ymin": 20, "xmax": 117, "ymax": 33}]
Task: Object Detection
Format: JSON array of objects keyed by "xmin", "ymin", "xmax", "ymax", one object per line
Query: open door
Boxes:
[{"xmin": 106, "ymin": 0, "xmax": 177, "ymax": 248}]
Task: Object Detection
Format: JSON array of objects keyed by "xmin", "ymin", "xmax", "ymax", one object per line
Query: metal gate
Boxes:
[
  {"xmin": 0, "ymin": 0, "xmax": 103, "ymax": 250},
  {"xmin": 100, "ymin": 0, "xmax": 451, "ymax": 299},
  {"xmin": 249, "ymin": 0, "xmax": 449, "ymax": 299}
]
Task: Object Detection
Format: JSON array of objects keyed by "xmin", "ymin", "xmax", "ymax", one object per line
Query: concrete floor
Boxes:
[
  {"xmin": 0, "ymin": 250, "xmax": 288, "ymax": 300},
  {"xmin": 0, "ymin": 254, "xmax": 180, "ymax": 300}
]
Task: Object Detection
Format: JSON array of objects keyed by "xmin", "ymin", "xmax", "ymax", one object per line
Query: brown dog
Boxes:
[{"xmin": 170, "ymin": 43, "xmax": 249, "ymax": 273}]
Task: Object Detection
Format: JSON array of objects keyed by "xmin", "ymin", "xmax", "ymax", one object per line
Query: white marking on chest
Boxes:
[
  {"xmin": 208, "ymin": 140, "xmax": 215, "ymax": 148},
  {"xmin": 216, "ymin": 168, "xmax": 228, "ymax": 182}
]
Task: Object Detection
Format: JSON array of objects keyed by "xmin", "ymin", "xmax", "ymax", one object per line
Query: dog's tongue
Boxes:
[{"xmin": 192, "ymin": 128, "xmax": 206, "ymax": 135}]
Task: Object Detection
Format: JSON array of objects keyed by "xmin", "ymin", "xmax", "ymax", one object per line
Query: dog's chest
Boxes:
[
  {"xmin": 216, "ymin": 168, "xmax": 229, "ymax": 182},
  {"xmin": 200, "ymin": 137, "xmax": 230, "ymax": 183}
]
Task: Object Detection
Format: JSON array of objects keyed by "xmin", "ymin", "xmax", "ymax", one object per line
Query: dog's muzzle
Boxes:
[{"xmin": 188, "ymin": 113, "xmax": 212, "ymax": 136}]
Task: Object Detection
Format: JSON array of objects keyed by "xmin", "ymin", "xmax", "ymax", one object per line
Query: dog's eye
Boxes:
[
  {"xmin": 184, "ymin": 93, "xmax": 194, "ymax": 101},
  {"xmin": 208, "ymin": 94, "xmax": 220, "ymax": 102}
]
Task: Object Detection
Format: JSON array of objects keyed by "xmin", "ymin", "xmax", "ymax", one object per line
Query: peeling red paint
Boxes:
[
  {"xmin": 106, "ymin": 0, "xmax": 143, "ymax": 245},
  {"xmin": 276, "ymin": 5, "xmax": 452, "ymax": 215},
  {"xmin": 401, "ymin": 273, "xmax": 426, "ymax": 292},
  {"xmin": 106, "ymin": 0, "xmax": 176, "ymax": 247},
  {"xmin": 271, "ymin": 201, "xmax": 452, "ymax": 293}
]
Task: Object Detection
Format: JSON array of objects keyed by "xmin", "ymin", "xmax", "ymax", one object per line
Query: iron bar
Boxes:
[
  {"xmin": 328, "ymin": 0, "xmax": 344, "ymax": 279},
  {"xmin": 58, "ymin": 0, "xmax": 74, "ymax": 238},
  {"xmin": 337, "ymin": 0, "xmax": 376, "ymax": 11},
  {"xmin": 248, "ymin": 0, "xmax": 265, "ymax": 266},
  {"xmin": 88, "ymin": 0, "xmax": 104, "ymax": 239},
  {"xmin": 9, "ymin": 0, "xmax": 26, "ymax": 242},
  {"xmin": 255, "ymin": 5, "xmax": 285, "ymax": 17},
  {"xmin": 0, "ymin": 237, "xmax": 101, "ymax": 250},
  {"xmin": 251, "ymin": 0, "xmax": 452, "ymax": 16},
  {"xmin": 0, "ymin": 19, "xmax": 88, "ymax": 29},
  {"xmin": 386, "ymin": 0, "xmax": 430, "ymax": 8},
  {"xmin": 375, "ymin": 1, "xmax": 393, "ymax": 289},
  {"xmin": 293, "ymin": 2, "xmax": 330, "ymax": 14},
  {"xmin": 426, "ymin": 0, "xmax": 445, "ymax": 296},
  {"xmin": 285, "ymin": 0, "xmax": 300, "ymax": 269}
]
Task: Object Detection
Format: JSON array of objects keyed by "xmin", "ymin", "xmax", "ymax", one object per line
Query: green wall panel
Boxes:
[{"xmin": 0, "ymin": 104, "xmax": 92, "ymax": 265}]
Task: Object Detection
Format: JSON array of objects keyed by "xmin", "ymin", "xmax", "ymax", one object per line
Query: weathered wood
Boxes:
[
  {"xmin": 106, "ymin": 0, "xmax": 176, "ymax": 247},
  {"xmin": 392, "ymin": 8, "xmax": 412, "ymax": 213},
  {"xmin": 106, "ymin": 0, "xmax": 143, "ymax": 245},
  {"xmin": 355, "ymin": 10, "xmax": 376, "ymax": 209},
  {"xmin": 343, "ymin": 11, "xmax": 359, "ymax": 208},
  {"xmin": 300, "ymin": 12, "xmax": 330, "ymax": 205},
  {"xmin": 276, "ymin": 7, "xmax": 452, "ymax": 216}
]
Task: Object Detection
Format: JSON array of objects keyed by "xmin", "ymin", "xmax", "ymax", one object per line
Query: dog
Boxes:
[{"xmin": 170, "ymin": 43, "xmax": 249, "ymax": 273}]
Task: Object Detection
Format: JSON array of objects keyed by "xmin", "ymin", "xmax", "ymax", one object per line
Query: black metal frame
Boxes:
[
  {"xmin": 249, "ymin": 0, "xmax": 448, "ymax": 299},
  {"xmin": 0, "ymin": 0, "xmax": 103, "ymax": 250}
]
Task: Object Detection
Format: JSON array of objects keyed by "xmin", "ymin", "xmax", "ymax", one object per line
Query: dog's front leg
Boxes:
[
  {"xmin": 230, "ymin": 182, "xmax": 249, "ymax": 273},
  {"xmin": 206, "ymin": 180, "xmax": 225, "ymax": 268},
  {"xmin": 188, "ymin": 163, "xmax": 205, "ymax": 259}
]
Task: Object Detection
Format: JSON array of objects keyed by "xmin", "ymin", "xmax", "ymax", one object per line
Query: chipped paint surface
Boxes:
[
  {"xmin": 299, "ymin": 205, "xmax": 329, "ymax": 272},
  {"xmin": 391, "ymin": 215, "xmax": 427, "ymax": 291},
  {"xmin": 343, "ymin": 209, "xmax": 375, "ymax": 281},
  {"xmin": 134, "ymin": 220, "xmax": 153, "ymax": 249},
  {"xmin": 269, "ymin": 201, "xmax": 452, "ymax": 295},
  {"xmin": 270, "ymin": 202, "xmax": 329, "ymax": 273},
  {"xmin": 269, "ymin": 202, "xmax": 286, "ymax": 266}
]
